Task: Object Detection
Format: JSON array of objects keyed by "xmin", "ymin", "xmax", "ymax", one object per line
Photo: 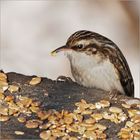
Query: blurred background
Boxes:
[{"xmin": 0, "ymin": 0, "xmax": 139, "ymax": 97}]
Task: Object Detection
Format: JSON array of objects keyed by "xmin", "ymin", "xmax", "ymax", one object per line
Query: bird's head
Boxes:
[{"xmin": 51, "ymin": 30, "xmax": 115, "ymax": 58}]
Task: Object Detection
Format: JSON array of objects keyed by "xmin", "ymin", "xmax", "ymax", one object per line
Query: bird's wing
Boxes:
[{"xmin": 103, "ymin": 45, "xmax": 134, "ymax": 97}]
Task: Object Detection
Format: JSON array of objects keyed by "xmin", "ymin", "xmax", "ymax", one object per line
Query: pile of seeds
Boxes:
[{"xmin": 0, "ymin": 72, "xmax": 140, "ymax": 140}]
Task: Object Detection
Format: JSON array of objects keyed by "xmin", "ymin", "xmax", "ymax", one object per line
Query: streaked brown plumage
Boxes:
[{"xmin": 52, "ymin": 30, "xmax": 134, "ymax": 97}]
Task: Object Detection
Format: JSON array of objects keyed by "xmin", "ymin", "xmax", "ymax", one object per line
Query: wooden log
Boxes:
[{"xmin": 0, "ymin": 72, "xmax": 140, "ymax": 139}]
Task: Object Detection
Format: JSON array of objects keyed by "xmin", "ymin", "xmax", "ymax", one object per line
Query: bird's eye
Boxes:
[{"xmin": 77, "ymin": 44, "xmax": 84, "ymax": 49}]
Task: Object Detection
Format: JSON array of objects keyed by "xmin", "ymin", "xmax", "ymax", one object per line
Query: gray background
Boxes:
[{"xmin": 0, "ymin": 0, "xmax": 139, "ymax": 97}]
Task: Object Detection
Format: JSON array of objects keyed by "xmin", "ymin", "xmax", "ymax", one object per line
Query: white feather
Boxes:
[{"xmin": 66, "ymin": 51, "xmax": 125, "ymax": 94}]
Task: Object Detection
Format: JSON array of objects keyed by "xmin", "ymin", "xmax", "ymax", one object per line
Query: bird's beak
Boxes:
[{"xmin": 51, "ymin": 45, "xmax": 70, "ymax": 56}]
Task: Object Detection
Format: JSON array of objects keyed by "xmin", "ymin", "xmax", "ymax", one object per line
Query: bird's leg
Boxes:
[{"xmin": 56, "ymin": 76, "xmax": 73, "ymax": 83}]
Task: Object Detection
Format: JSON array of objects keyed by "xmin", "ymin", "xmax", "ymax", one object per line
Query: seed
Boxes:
[
  {"xmin": 118, "ymin": 112, "xmax": 127, "ymax": 122},
  {"xmin": 31, "ymin": 101, "xmax": 41, "ymax": 107},
  {"xmin": 0, "ymin": 72, "xmax": 7, "ymax": 81},
  {"xmin": 85, "ymin": 118, "xmax": 96, "ymax": 124},
  {"xmin": 62, "ymin": 135, "xmax": 70, "ymax": 140},
  {"xmin": 109, "ymin": 107, "xmax": 122, "ymax": 113},
  {"xmin": 0, "ymin": 92, "xmax": 5, "ymax": 100},
  {"xmin": 102, "ymin": 111, "xmax": 112, "ymax": 120},
  {"xmin": 37, "ymin": 110, "xmax": 51, "ymax": 120},
  {"xmin": 69, "ymin": 137, "xmax": 78, "ymax": 140},
  {"xmin": 64, "ymin": 115, "xmax": 73, "ymax": 124},
  {"xmin": 75, "ymin": 99, "xmax": 89, "ymax": 109},
  {"xmin": 100, "ymin": 100, "xmax": 110, "ymax": 108},
  {"xmin": 8, "ymin": 85, "xmax": 19, "ymax": 93},
  {"xmin": 66, "ymin": 124, "xmax": 78, "ymax": 132},
  {"xmin": 29, "ymin": 77, "xmax": 41, "ymax": 85},
  {"xmin": 0, "ymin": 115, "xmax": 9, "ymax": 121},
  {"xmin": 49, "ymin": 136, "xmax": 57, "ymax": 140},
  {"xmin": 40, "ymin": 130, "xmax": 51, "ymax": 140},
  {"xmin": 122, "ymin": 103, "xmax": 131, "ymax": 109},
  {"xmin": 74, "ymin": 106, "xmax": 85, "ymax": 113},
  {"xmin": 81, "ymin": 122, "xmax": 94, "ymax": 127},
  {"xmin": 118, "ymin": 131, "xmax": 130, "ymax": 139},
  {"xmin": 95, "ymin": 102, "xmax": 102, "ymax": 109},
  {"xmin": 8, "ymin": 102, "xmax": 19, "ymax": 111},
  {"xmin": 97, "ymin": 133, "xmax": 106, "ymax": 139},
  {"xmin": 133, "ymin": 131, "xmax": 140, "ymax": 140},
  {"xmin": 17, "ymin": 116, "xmax": 26, "ymax": 123},
  {"xmin": 131, "ymin": 115, "xmax": 140, "ymax": 123},
  {"xmin": 8, "ymin": 108, "xmax": 18, "ymax": 115},
  {"xmin": 81, "ymin": 99, "xmax": 87, "ymax": 104},
  {"xmin": 81, "ymin": 110, "xmax": 92, "ymax": 115},
  {"xmin": 86, "ymin": 125, "xmax": 97, "ymax": 131},
  {"xmin": 0, "ymin": 81, "xmax": 8, "ymax": 92},
  {"xmin": 15, "ymin": 131, "xmax": 24, "ymax": 135},
  {"xmin": 25, "ymin": 120, "xmax": 40, "ymax": 128},
  {"xmin": 73, "ymin": 114, "xmax": 83, "ymax": 122},
  {"xmin": 39, "ymin": 123, "xmax": 51, "ymax": 129},
  {"xmin": 77, "ymin": 126, "xmax": 86, "ymax": 134},
  {"xmin": 137, "ymin": 104, "xmax": 140, "ymax": 109},
  {"xmin": 16, "ymin": 101, "xmax": 24, "ymax": 108},
  {"xmin": 89, "ymin": 103, "xmax": 96, "ymax": 110},
  {"xmin": 0, "ymin": 105, "xmax": 8, "ymax": 115},
  {"xmin": 95, "ymin": 123, "xmax": 107, "ymax": 131},
  {"xmin": 19, "ymin": 96, "xmax": 32, "ymax": 107},
  {"xmin": 91, "ymin": 113, "xmax": 103, "ymax": 121},
  {"xmin": 83, "ymin": 130, "xmax": 97, "ymax": 139},
  {"xmin": 51, "ymin": 129, "xmax": 65, "ymax": 137},
  {"xmin": 30, "ymin": 106, "xmax": 39, "ymax": 113},
  {"xmin": 128, "ymin": 109, "xmax": 140, "ymax": 118},
  {"xmin": 131, "ymin": 123, "xmax": 140, "ymax": 131},
  {"xmin": 5, "ymin": 95, "xmax": 14, "ymax": 102},
  {"xmin": 125, "ymin": 121, "xmax": 134, "ymax": 128},
  {"xmin": 56, "ymin": 125, "xmax": 66, "ymax": 131},
  {"xmin": 48, "ymin": 115, "xmax": 57, "ymax": 122}
]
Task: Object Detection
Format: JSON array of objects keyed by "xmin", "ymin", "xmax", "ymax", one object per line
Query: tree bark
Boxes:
[{"xmin": 0, "ymin": 72, "xmax": 139, "ymax": 140}]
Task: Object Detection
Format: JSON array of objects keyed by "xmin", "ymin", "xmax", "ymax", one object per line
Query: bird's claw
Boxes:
[
  {"xmin": 109, "ymin": 89, "xmax": 122, "ymax": 100},
  {"xmin": 56, "ymin": 76, "xmax": 73, "ymax": 83}
]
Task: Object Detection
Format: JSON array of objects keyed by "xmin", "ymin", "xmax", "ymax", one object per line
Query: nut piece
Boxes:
[
  {"xmin": 25, "ymin": 120, "xmax": 39, "ymax": 128},
  {"xmin": 85, "ymin": 118, "xmax": 96, "ymax": 124},
  {"xmin": 0, "ymin": 105, "xmax": 8, "ymax": 115},
  {"xmin": 0, "ymin": 115, "xmax": 9, "ymax": 121},
  {"xmin": 91, "ymin": 113, "xmax": 103, "ymax": 122},
  {"xmin": 5, "ymin": 95, "xmax": 14, "ymax": 102},
  {"xmin": 125, "ymin": 121, "xmax": 134, "ymax": 128},
  {"xmin": 8, "ymin": 85, "xmax": 19, "ymax": 93},
  {"xmin": 109, "ymin": 107, "xmax": 122, "ymax": 114},
  {"xmin": 95, "ymin": 123, "xmax": 107, "ymax": 131},
  {"xmin": 15, "ymin": 131, "xmax": 24, "ymax": 135},
  {"xmin": 0, "ymin": 72, "xmax": 7, "ymax": 81},
  {"xmin": 83, "ymin": 130, "xmax": 97, "ymax": 139},
  {"xmin": 29, "ymin": 77, "xmax": 41, "ymax": 85},
  {"xmin": 128, "ymin": 109, "xmax": 140, "ymax": 118},
  {"xmin": 40, "ymin": 130, "xmax": 51, "ymax": 140},
  {"xmin": 17, "ymin": 116, "xmax": 26, "ymax": 123},
  {"xmin": 131, "ymin": 115, "xmax": 140, "ymax": 123},
  {"xmin": 0, "ymin": 92, "xmax": 5, "ymax": 100},
  {"xmin": 19, "ymin": 96, "xmax": 32, "ymax": 107},
  {"xmin": 122, "ymin": 103, "xmax": 131, "ymax": 109},
  {"xmin": 0, "ymin": 81, "xmax": 8, "ymax": 92},
  {"xmin": 100, "ymin": 100, "xmax": 110, "ymax": 108}
]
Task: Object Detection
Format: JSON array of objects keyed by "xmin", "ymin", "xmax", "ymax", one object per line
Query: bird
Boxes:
[{"xmin": 51, "ymin": 30, "xmax": 134, "ymax": 97}]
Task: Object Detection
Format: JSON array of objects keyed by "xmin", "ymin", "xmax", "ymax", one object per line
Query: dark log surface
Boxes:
[{"xmin": 0, "ymin": 72, "xmax": 139, "ymax": 140}]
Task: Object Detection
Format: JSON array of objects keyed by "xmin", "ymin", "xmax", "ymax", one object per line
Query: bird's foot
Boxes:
[
  {"xmin": 56, "ymin": 76, "xmax": 73, "ymax": 83},
  {"xmin": 109, "ymin": 89, "xmax": 122, "ymax": 100}
]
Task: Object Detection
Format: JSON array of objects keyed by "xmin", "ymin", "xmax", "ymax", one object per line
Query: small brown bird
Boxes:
[{"xmin": 51, "ymin": 30, "xmax": 134, "ymax": 97}]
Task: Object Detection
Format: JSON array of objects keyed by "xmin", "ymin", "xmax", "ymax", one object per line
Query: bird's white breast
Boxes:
[{"xmin": 66, "ymin": 51, "xmax": 125, "ymax": 94}]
